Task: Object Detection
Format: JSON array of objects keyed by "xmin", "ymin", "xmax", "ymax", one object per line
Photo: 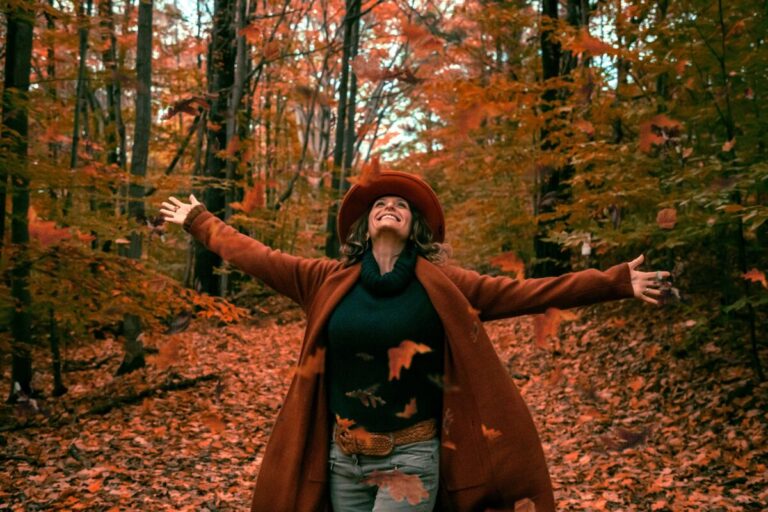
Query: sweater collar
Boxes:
[{"xmin": 360, "ymin": 241, "xmax": 417, "ymax": 295}]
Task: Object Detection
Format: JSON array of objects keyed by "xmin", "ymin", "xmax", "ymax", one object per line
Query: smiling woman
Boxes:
[{"xmin": 159, "ymin": 170, "xmax": 670, "ymax": 511}]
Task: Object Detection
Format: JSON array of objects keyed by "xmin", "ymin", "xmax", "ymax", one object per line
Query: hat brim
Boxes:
[{"xmin": 337, "ymin": 171, "xmax": 445, "ymax": 244}]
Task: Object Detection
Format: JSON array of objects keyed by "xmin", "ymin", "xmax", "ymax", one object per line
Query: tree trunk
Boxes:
[
  {"xmin": 194, "ymin": 0, "xmax": 235, "ymax": 296},
  {"xmin": 325, "ymin": 0, "xmax": 361, "ymax": 257},
  {"xmin": 70, "ymin": 0, "xmax": 93, "ymax": 170},
  {"xmin": 533, "ymin": 0, "xmax": 586, "ymax": 278},
  {"xmin": 3, "ymin": 1, "xmax": 35, "ymax": 402},
  {"xmin": 117, "ymin": 0, "xmax": 153, "ymax": 375}
]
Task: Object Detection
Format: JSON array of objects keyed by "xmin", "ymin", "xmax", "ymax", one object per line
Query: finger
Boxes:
[
  {"xmin": 628, "ymin": 254, "xmax": 644, "ymax": 270},
  {"xmin": 642, "ymin": 288, "xmax": 662, "ymax": 296},
  {"xmin": 640, "ymin": 294, "xmax": 659, "ymax": 305},
  {"xmin": 161, "ymin": 201, "xmax": 176, "ymax": 210},
  {"xmin": 169, "ymin": 196, "xmax": 184, "ymax": 207}
]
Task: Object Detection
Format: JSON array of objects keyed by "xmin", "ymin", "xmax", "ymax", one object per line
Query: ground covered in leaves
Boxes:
[{"xmin": 1, "ymin": 301, "xmax": 766, "ymax": 511}]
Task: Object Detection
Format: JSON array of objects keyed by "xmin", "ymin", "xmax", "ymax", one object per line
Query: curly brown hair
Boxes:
[{"xmin": 340, "ymin": 204, "xmax": 451, "ymax": 267}]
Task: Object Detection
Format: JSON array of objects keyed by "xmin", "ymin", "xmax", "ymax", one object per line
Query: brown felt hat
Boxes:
[{"xmin": 337, "ymin": 171, "xmax": 445, "ymax": 243}]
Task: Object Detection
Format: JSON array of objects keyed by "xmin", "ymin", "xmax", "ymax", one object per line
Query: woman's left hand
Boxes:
[{"xmin": 628, "ymin": 254, "xmax": 671, "ymax": 305}]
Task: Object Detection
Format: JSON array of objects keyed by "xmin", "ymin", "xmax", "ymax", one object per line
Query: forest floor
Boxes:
[{"xmin": 1, "ymin": 300, "xmax": 766, "ymax": 511}]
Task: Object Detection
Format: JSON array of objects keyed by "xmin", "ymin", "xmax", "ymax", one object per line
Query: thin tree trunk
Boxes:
[
  {"xmin": 70, "ymin": 0, "xmax": 93, "ymax": 170},
  {"xmin": 325, "ymin": 0, "xmax": 361, "ymax": 257},
  {"xmin": 194, "ymin": 0, "xmax": 235, "ymax": 296},
  {"xmin": 117, "ymin": 0, "xmax": 153, "ymax": 375},
  {"xmin": 3, "ymin": 1, "xmax": 35, "ymax": 402}
]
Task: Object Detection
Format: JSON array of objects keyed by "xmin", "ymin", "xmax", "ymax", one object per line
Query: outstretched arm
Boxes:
[
  {"xmin": 440, "ymin": 255, "xmax": 670, "ymax": 322},
  {"xmin": 161, "ymin": 195, "xmax": 341, "ymax": 309}
]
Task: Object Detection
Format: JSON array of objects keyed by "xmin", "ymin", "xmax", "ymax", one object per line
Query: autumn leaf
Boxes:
[
  {"xmin": 296, "ymin": 347, "xmax": 325, "ymax": 378},
  {"xmin": 28, "ymin": 207, "xmax": 72, "ymax": 247},
  {"xmin": 345, "ymin": 384, "xmax": 386, "ymax": 408},
  {"xmin": 362, "ymin": 470, "xmax": 429, "ymax": 505},
  {"xmin": 534, "ymin": 307, "xmax": 573, "ymax": 349},
  {"xmin": 722, "ymin": 138, "xmax": 736, "ymax": 152},
  {"xmin": 200, "ymin": 412, "xmax": 226, "ymax": 433},
  {"xmin": 481, "ymin": 424, "xmax": 502, "ymax": 441},
  {"xmin": 742, "ymin": 268, "xmax": 767, "ymax": 288},
  {"xmin": 489, "ymin": 251, "xmax": 525, "ymax": 279},
  {"xmin": 348, "ymin": 155, "xmax": 382, "ymax": 187},
  {"xmin": 395, "ymin": 398, "xmax": 418, "ymax": 419},
  {"xmin": 388, "ymin": 340, "xmax": 432, "ymax": 381},
  {"xmin": 656, "ymin": 208, "xmax": 677, "ymax": 229},
  {"xmin": 156, "ymin": 337, "xmax": 183, "ymax": 370}
]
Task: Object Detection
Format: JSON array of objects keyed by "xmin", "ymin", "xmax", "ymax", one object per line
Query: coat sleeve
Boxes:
[
  {"xmin": 183, "ymin": 204, "xmax": 342, "ymax": 309},
  {"xmin": 440, "ymin": 262, "xmax": 635, "ymax": 321}
]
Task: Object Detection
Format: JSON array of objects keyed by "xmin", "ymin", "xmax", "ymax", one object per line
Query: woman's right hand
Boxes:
[{"xmin": 160, "ymin": 194, "xmax": 201, "ymax": 225}]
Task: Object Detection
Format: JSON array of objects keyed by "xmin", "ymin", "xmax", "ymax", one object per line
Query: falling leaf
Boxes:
[
  {"xmin": 395, "ymin": 398, "xmax": 418, "ymax": 419},
  {"xmin": 296, "ymin": 347, "xmax": 325, "ymax": 378},
  {"xmin": 362, "ymin": 470, "xmax": 429, "ymax": 505},
  {"xmin": 742, "ymin": 268, "xmax": 767, "ymax": 288},
  {"xmin": 656, "ymin": 208, "xmax": 677, "ymax": 229},
  {"xmin": 489, "ymin": 251, "xmax": 525, "ymax": 279},
  {"xmin": 388, "ymin": 340, "xmax": 432, "ymax": 381},
  {"xmin": 574, "ymin": 119, "xmax": 595, "ymax": 136},
  {"xmin": 534, "ymin": 307, "xmax": 568, "ymax": 349},
  {"xmin": 201, "ymin": 412, "xmax": 226, "ymax": 433},
  {"xmin": 346, "ymin": 384, "xmax": 386, "ymax": 408},
  {"xmin": 722, "ymin": 139, "xmax": 736, "ymax": 152},
  {"xmin": 481, "ymin": 424, "xmax": 502, "ymax": 441},
  {"xmin": 348, "ymin": 155, "xmax": 382, "ymax": 187},
  {"xmin": 156, "ymin": 338, "xmax": 183, "ymax": 370}
]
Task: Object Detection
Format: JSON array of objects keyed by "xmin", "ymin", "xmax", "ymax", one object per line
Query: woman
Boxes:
[{"xmin": 160, "ymin": 171, "xmax": 669, "ymax": 512}]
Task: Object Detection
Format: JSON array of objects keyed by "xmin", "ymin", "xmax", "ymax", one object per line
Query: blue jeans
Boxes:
[{"xmin": 328, "ymin": 436, "xmax": 440, "ymax": 511}]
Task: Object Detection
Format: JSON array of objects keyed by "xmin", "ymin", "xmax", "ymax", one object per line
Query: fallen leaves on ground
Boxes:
[{"xmin": 1, "ymin": 300, "xmax": 766, "ymax": 510}]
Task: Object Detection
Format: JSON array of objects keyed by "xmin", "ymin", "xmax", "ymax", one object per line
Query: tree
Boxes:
[
  {"xmin": 116, "ymin": 0, "xmax": 154, "ymax": 375},
  {"xmin": 2, "ymin": 1, "xmax": 35, "ymax": 401}
]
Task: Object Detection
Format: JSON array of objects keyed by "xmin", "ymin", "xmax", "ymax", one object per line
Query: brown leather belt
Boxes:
[{"xmin": 333, "ymin": 418, "xmax": 437, "ymax": 456}]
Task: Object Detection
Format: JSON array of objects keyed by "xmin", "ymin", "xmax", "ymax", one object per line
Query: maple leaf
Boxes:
[
  {"xmin": 388, "ymin": 340, "xmax": 432, "ymax": 381},
  {"xmin": 742, "ymin": 268, "xmax": 767, "ymax": 288},
  {"xmin": 345, "ymin": 384, "xmax": 386, "ymax": 408},
  {"xmin": 362, "ymin": 470, "xmax": 429, "ymax": 505},
  {"xmin": 395, "ymin": 398, "xmax": 418, "ymax": 419}
]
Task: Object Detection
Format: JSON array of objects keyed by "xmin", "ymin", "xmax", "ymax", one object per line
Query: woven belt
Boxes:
[{"xmin": 333, "ymin": 418, "xmax": 437, "ymax": 456}]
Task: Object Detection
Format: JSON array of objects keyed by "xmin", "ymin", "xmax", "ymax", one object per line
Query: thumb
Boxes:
[
  {"xmin": 190, "ymin": 194, "xmax": 200, "ymax": 205},
  {"xmin": 628, "ymin": 254, "xmax": 644, "ymax": 270}
]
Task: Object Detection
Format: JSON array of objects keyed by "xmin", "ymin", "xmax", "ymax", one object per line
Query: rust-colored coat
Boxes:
[{"xmin": 185, "ymin": 207, "xmax": 635, "ymax": 512}]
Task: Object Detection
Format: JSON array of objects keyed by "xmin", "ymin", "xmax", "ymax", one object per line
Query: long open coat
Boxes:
[{"xmin": 184, "ymin": 206, "xmax": 635, "ymax": 512}]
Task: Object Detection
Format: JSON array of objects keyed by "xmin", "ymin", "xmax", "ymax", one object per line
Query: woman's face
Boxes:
[{"xmin": 367, "ymin": 195, "xmax": 413, "ymax": 243}]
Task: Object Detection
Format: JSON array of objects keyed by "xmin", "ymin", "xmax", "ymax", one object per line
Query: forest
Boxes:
[{"xmin": 0, "ymin": 0, "xmax": 766, "ymax": 509}]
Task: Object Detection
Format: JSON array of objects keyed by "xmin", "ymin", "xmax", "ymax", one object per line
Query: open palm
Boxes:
[{"xmin": 160, "ymin": 194, "xmax": 201, "ymax": 225}]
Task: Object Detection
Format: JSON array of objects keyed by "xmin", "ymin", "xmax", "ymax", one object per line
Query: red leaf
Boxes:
[
  {"xmin": 481, "ymin": 424, "xmax": 502, "ymax": 441},
  {"xmin": 656, "ymin": 208, "xmax": 677, "ymax": 229},
  {"xmin": 388, "ymin": 340, "xmax": 432, "ymax": 381},
  {"xmin": 743, "ymin": 268, "xmax": 767, "ymax": 289},
  {"xmin": 362, "ymin": 470, "xmax": 429, "ymax": 505},
  {"xmin": 489, "ymin": 251, "xmax": 525, "ymax": 279},
  {"xmin": 395, "ymin": 398, "xmax": 418, "ymax": 419}
]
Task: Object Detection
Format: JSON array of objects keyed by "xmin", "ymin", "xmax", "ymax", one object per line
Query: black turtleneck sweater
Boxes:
[{"xmin": 325, "ymin": 242, "xmax": 445, "ymax": 432}]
